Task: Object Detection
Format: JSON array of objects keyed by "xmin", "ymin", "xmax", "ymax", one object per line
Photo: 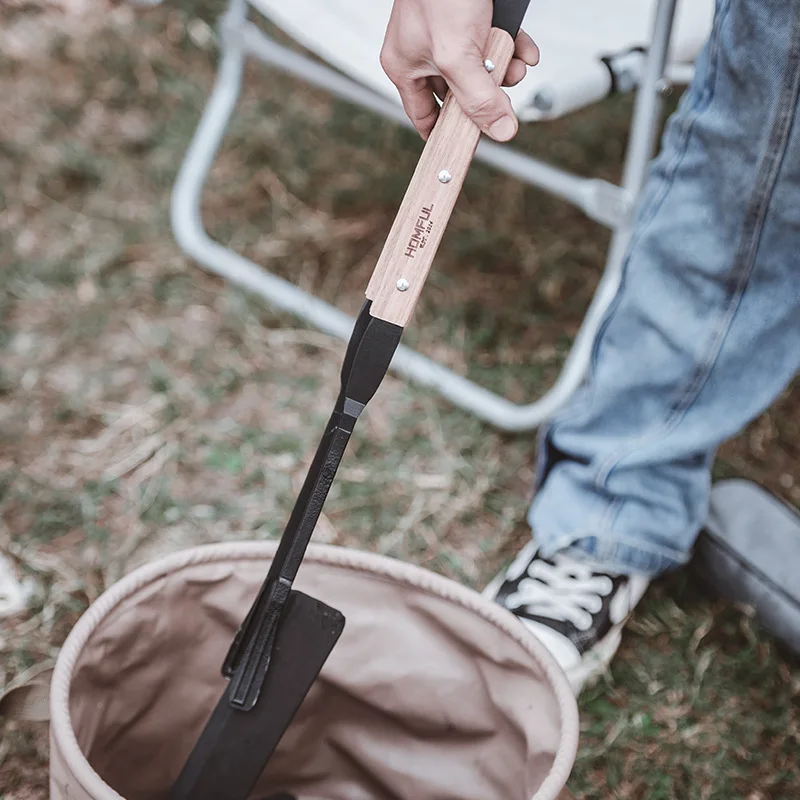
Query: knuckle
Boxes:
[
  {"xmin": 432, "ymin": 44, "xmax": 467, "ymax": 75},
  {"xmin": 464, "ymin": 93, "xmax": 503, "ymax": 122},
  {"xmin": 379, "ymin": 47, "xmax": 401, "ymax": 77},
  {"xmin": 417, "ymin": 105, "xmax": 439, "ymax": 124}
]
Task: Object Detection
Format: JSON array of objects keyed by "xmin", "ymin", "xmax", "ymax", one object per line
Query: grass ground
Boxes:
[{"xmin": 1, "ymin": 2, "xmax": 798, "ymax": 798}]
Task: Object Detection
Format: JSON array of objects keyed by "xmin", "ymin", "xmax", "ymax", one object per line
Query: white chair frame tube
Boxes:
[{"xmin": 171, "ymin": 0, "xmax": 680, "ymax": 432}]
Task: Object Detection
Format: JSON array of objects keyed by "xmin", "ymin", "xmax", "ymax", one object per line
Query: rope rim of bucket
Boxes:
[{"xmin": 50, "ymin": 541, "xmax": 580, "ymax": 800}]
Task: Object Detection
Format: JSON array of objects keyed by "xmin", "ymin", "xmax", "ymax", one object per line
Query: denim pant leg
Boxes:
[{"xmin": 528, "ymin": 0, "xmax": 800, "ymax": 577}]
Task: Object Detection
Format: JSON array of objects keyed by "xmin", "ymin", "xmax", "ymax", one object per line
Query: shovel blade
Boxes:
[{"xmin": 169, "ymin": 590, "xmax": 344, "ymax": 800}]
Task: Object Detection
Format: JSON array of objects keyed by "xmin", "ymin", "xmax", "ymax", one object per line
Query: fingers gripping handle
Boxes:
[{"xmin": 365, "ymin": 28, "xmax": 516, "ymax": 327}]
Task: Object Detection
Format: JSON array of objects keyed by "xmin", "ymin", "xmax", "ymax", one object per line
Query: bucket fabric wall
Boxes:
[{"xmin": 49, "ymin": 542, "xmax": 579, "ymax": 800}]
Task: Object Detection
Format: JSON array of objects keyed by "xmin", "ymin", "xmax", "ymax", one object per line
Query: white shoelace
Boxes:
[{"xmin": 505, "ymin": 552, "xmax": 615, "ymax": 632}]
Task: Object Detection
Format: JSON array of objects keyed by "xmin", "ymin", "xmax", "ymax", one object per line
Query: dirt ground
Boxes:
[{"xmin": 1, "ymin": 2, "xmax": 798, "ymax": 798}]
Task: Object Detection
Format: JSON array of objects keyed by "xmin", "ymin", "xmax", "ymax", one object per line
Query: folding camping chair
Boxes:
[{"xmin": 167, "ymin": 0, "xmax": 714, "ymax": 432}]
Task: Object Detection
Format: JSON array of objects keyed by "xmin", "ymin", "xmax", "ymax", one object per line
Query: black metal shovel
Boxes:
[{"xmin": 169, "ymin": 2, "xmax": 531, "ymax": 797}]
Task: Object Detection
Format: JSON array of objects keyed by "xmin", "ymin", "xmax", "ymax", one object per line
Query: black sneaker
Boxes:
[{"xmin": 483, "ymin": 537, "xmax": 649, "ymax": 694}]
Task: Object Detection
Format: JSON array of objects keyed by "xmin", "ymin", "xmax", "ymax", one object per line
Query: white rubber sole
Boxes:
[{"xmin": 563, "ymin": 623, "xmax": 625, "ymax": 695}]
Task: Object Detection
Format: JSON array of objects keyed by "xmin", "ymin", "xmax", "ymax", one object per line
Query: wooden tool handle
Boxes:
[{"xmin": 365, "ymin": 27, "xmax": 516, "ymax": 327}]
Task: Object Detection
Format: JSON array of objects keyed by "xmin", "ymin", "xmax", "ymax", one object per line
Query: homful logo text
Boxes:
[{"xmin": 404, "ymin": 204, "xmax": 434, "ymax": 259}]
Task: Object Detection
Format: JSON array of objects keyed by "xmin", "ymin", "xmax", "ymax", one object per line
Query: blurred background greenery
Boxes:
[{"xmin": 1, "ymin": 1, "xmax": 797, "ymax": 797}]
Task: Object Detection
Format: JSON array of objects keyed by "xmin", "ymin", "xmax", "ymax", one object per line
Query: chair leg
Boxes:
[
  {"xmin": 170, "ymin": 0, "xmax": 679, "ymax": 433},
  {"xmin": 171, "ymin": 4, "xmax": 357, "ymax": 346}
]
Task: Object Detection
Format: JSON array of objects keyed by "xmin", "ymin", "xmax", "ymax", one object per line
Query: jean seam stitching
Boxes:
[
  {"xmin": 545, "ymin": 1, "xmax": 727, "ymax": 443},
  {"xmin": 549, "ymin": 530, "xmax": 690, "ymax": 569},
  {"xmin": 597, "ymin": 496, "xmax": 621, "ymax": 539},
  {"xmin": 592, "ymin": 533, "xmax": 690, "ymax": 564}
]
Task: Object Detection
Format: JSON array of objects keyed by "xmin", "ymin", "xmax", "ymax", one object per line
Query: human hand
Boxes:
[{"xmin": 380, "ymin": 0, "xmax": 539, "ymax": 141}]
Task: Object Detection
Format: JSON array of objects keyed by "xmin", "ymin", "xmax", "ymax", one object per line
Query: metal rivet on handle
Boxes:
[
  {"xmin": 396, "ymin": 278, "xmax": 410, "ymax": 292},
  {"xmin": 437, "ymin": 169, "xmax": 452, "ymax": 184},
  {"xmin": 483, "ymin": 59, "xmax": 496, "ymax": 73}
]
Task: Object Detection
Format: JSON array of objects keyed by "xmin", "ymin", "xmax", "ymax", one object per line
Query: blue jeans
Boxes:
[{"xmin": 529, "ymin": 0, "xmax": 800, "ymax": 576}]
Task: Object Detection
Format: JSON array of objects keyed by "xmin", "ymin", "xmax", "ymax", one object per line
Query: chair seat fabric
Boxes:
[{"xmin": 251, "ymin": 0, "xmax": 714, "ymax": 120}]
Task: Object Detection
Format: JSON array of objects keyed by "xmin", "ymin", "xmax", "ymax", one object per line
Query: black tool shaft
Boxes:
[
  {"xmin": 169, "ymin": 303, "xmax": 402, "ymax": 800},
  {"xmin": 226, "ymin": 412, "xmax": 353, "ymax": 710},
  {"xmin": 491, "ymin": 0, "xmax": 531, "ymax": 38},
  {"xmin": 222, "ymin": 302, "xmax": 402, "ymax": 702}
]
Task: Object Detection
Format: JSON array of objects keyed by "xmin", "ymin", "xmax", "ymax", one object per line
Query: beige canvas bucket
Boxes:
[{"xmin": 20, "ymin": 541, "xmax": 578, "ymax": 799}]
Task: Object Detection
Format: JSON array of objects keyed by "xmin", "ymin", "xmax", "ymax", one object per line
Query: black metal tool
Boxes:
[
  {"xmin": 169, "ymin": 1, "xmax": 532, "ymax": 797},
  {"xmin": 169, "ymin": 302, "xmax": 401, "ymax": 799}
]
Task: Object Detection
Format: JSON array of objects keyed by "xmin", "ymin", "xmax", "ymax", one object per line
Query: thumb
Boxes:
[{"xmin": 437, "ymin": 45, "xmax": 517, "ymax": 141}]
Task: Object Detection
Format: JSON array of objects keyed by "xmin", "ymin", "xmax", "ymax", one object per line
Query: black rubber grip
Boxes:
[{"xmin": 491, "ymin": 0, "xmax": 532, "ymax": 38}]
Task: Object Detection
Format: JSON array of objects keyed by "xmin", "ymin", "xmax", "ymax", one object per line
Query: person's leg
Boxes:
[
  {"xmin": 531, "ymin": 0, "xmax": 800, "ymax": 575},
  {"xmin": 488, "ymin": 0, "xmax": 800, "ymax": 691}
]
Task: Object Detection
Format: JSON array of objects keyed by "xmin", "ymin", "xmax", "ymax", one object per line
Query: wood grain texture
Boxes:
[{"xmin": 365, "ymin": 28, "xmax": 515, "ymax": 326}]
